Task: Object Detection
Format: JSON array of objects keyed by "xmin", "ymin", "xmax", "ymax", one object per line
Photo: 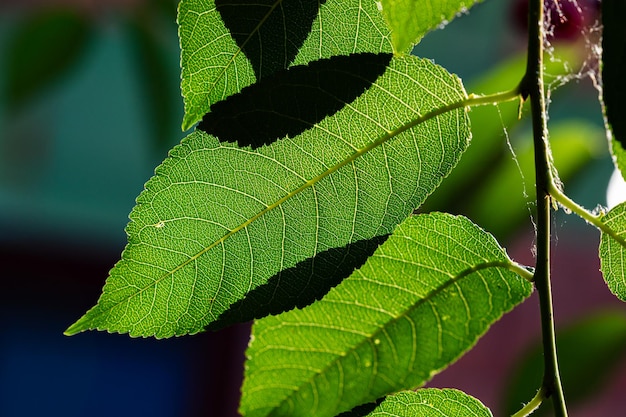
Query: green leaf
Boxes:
[
  {"xmin": 362, "ymin": 389, "xmax": 492, "ymax": 417},
  {"xmin": 599, "ymin": 203, "xmax": 626, "ymax": 301},
  {"xmin": 240, "ymin": 213, "xmax": 533, "ymax": 417},
  {"xmin": 65, "ymin": 55, "xmax": 470, "ymax": 338},
  {"xmin": 380, "ymin": 0, "xmax": 482, "ymax": 53},
  {"xmin": 178, "ymin": 0, "xmax": 392, "ymax": 130},
  {"xmin": 503, "ymin": 311, "xmax": 626, "ymax": 416},
  {"xmin": 3, "ymin": 8, "xmax": 92, "ymax": 109},
  {"xmin": 602, "ymin": 0, "xmax": 626, "ymax": 154}
]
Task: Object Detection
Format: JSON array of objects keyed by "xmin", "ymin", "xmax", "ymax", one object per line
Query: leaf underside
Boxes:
[
  {"xmin": 240, "ymin": 213, "xmax": 532, "ymax": 417},
  {"xmin": 599, "ymin": 203, "xmax": 626, "ymax": 301},
  {"xmin": 65, "ymin": 55, "xmax": 470, "ymax": 338},
  {"xmin": 362, "ymin": 389, "xmax": 493, "ymax": 417}
]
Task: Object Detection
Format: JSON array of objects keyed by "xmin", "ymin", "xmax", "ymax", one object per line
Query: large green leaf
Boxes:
[
  {"xmin": 599, "ymin": 203, "xmax": 626, "ymax": 301},
  {"xmin": 65, "ymin": 55, "xmax": 470, "ymax": 338},
  {"xmin": 380, "ymin": 0, "xmax": 483, "ymax": 53},
  {"xmin": 363, "ymin": 389, "xmax": 492, "ymax": 417},
  {"xmin": 178, "ymin": 0, "xmax": 392, "ymax": 130},
  {"xmin": 240, "ymin": 213, "xmax": 533, "ymax": 417}
]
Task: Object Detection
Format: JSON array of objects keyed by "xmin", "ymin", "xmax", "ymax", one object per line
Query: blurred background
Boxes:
[{"xmin": 1, "ymin": 0, "xmax": 624, "ymax": 416}]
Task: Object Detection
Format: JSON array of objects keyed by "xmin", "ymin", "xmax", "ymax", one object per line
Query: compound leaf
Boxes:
[
  {"xmin": 380, "ymin": 0, "xmax": 483, "ymax": 53},
  {"xmin": 178, "ymin": 0, "xmax": 392, "ymax": 130},
  {"xmin": 240, "ymin": 213, "xmax": 533, "ymax": 417},
  {"xmin": 599, "ymin": 203, "xmax": 626, "ymax": 301},
  {"xmin": 66, "ymin": 55, "xmax": 470, "ymax": 338}
]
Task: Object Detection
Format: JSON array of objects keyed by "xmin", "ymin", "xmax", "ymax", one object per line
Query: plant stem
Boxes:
[
  {"xmin": 512, "ymin": 386, "xmax": 547, "ymax": 417},
  {"xmin": 522, "ymin": 0, "xmax": 568, "ymax": 416}
]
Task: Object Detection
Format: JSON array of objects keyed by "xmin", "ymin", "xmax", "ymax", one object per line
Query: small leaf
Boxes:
[
  {"xmin": 65, "ymin": 55, "xmax": 470, "ymax": 338},
  {"xmin": 240, "ymin": 213, "xmax": 532, "ymax": 417},
  {"xmin": 503, "ymin": 311, "xmax": 626, "ymax": 416},
  {"xmin": 363, "ymin": 389, "xmax": 492, "ymax": 417},
  {"xmin": 178, "ymin": 0, "xmax": 392, "ymax": 130},
  {"xmin": 380, "ymin": 0, "xmax": 483, "ymax": 53},
  {"xmin": 3, "ymin": 8, "xmax": 92, "ymax": 109},
  {"xmin": 602, "ymin": 0, "xmax": 626, "ymax": 152},
  {"xmin": 599, "ymin": 203, "xmax": 626, "ymax": 301}
]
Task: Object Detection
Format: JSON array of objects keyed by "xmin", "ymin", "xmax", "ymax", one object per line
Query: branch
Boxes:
[{"xmin": 521, "ymin": 0, "xmax": 568, "ymax": 416}]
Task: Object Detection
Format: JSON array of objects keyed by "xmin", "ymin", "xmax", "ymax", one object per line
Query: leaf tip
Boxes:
[
  {"xmin": 64, "ymin": 314, "xmax": 91, "ymax": 336},
  {"xmin": 181, "ymin": 110, "xmax": 200, "ymax": 132}
]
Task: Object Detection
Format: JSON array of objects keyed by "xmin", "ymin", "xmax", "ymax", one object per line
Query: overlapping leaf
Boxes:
[
  {"xmin": 240, "ymin": 213, "xmax": 533, "ymax": 417},
  {"xmin": 362, "ymin": 389, "xmax": 493, "ymax": 417},
  {"xmin": 599, "ymin": 203, "xmax": 626, "ymax": 301},
  {"xmin": 65, "ymin": 55, "xmax": 470, "ymax": 338},
  {"xmin": 381, "ymin": 0, "xmax": 483, "ymax": 53},
  {"xmin": 602, "ymin": 0, "xmax": 626, "ymax": 161},
  {"xmin": 178, "ymin": 0, "xmax": 393, "ymax": 130}
]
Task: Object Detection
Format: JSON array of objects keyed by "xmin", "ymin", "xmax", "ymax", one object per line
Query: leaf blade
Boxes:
[
  {"xmin": 363, "ymin": 389, "xmax": 492, "ymax": 417},
  {"xmin": 599, "ymin": 203, "xmax": 626, "ymax": 301},
  {"xmin": 380, "ymin": 0, "xmax": 483, "ymax": 53},
  {"xmin": 240, "ymin": 213, "xmax": 533, "ymax": 417},
  {"xmin": 66, "ymin": 55, "xmax": 471, "ymax": 338}
]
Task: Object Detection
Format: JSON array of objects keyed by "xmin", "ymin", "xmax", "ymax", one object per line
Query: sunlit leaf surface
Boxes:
[
  {"xmin": 66, "ymin": 55, "xmax": 470, "ymax": 338},
  {"xmin": 599, "ymin": 203, "xmax": 626, "ymax": 301},
  {"xmin": 362, "ymin": 389, "xmax": 493, "ymax": 417},
  {"xmin": 241, "ymin": 213, "xmax": 532, "ymax": 417},
  {"xmin": 380, "ymin": 0, "xmax": 482, "ymax": 53}
]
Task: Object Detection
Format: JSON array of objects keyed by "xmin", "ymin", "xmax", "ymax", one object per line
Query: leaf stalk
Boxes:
[
  {"xmin": 550, "ymin": 185, "xmax": 626, "ymax": 248},
  {"xmin": 511, "ymin": 386, "xmax": 547, "ymax": 417}
]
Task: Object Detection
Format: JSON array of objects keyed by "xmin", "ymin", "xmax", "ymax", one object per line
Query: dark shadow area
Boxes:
[
  {"xmin": 334, "ymin": 399, "xmax": 383, "ymax": 417},
  {"xmin": 206, "ymin": 234, "xmax": 389, "ymax": 332},
  {"xmin": 198, "ymin": 52, "xmax": 392, "ymax": 148},
  {"xmin": 601, "ymin": 1, "xmax": 626, "ymax": 149},
  {"xmin": 215, "ymin": 0, "xmax": 327, "ymax": 79}
]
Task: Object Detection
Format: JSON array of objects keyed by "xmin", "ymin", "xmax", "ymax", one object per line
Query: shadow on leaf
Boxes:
[
  {"xmin": 215, "ymin": 0, "xmax": 327, "ymax": 79},
  {"xmin": 205, "ymin": 234, "xmax": 389, "ymax": 332},
  {"xmin": 334, "ymin": 399, "xmax": 383, "ymax": 417},
  {"xmin": 198, "ymin": 52, "xmax": 392, "ymax": 148}
]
